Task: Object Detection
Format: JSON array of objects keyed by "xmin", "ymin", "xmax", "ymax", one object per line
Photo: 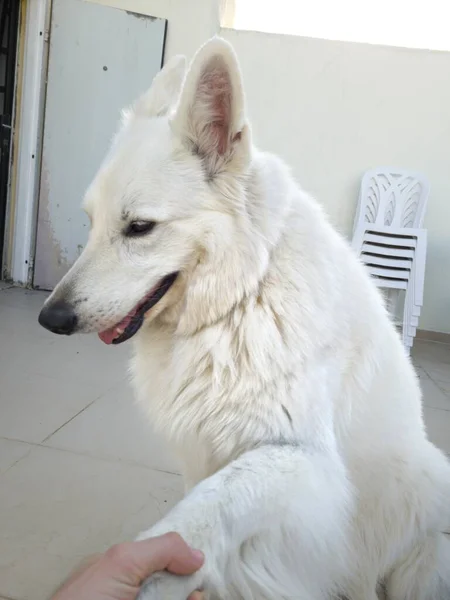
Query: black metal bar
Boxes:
[{"xmin": 0, "ymin": 0, "xmax": 8, "ymax": 53}]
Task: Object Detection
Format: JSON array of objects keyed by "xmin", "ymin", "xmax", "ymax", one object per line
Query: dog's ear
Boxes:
[
  {"xmin": 170, "ymin": 37, "xmax": 250, "ymax": 176},
  {"xmin": 127, "ymin": 55, "xmax": 186, "ymax": 120}
]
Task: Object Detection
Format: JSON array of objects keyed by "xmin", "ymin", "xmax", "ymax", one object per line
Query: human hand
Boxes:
[{"xmin": 52, "ymin": 533, "xmax": 205, "ymax": 600}]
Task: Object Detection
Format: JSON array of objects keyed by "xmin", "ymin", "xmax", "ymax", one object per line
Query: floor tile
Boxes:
[
  {"xmin": 0, "ymin": 446, "xmax": 182, "ymax": 600},
  {"xmin": 0, "ymin": 280, "xmax": 13, "ymax": 291},
  {"xmin": 24, "ymin": 334, "xmax": 130, "ymax": 389},
  {"xmin": 0, "ymin": 303, "xmax": 56, "ymax": 344},
  {"xmin": 422, "ymin": 363, "xmax": 450, "ymax": 384},
  {"xmin": 45, "ymin": 382, "xmax": 180, "ymax": 474},
  {"xmin": 0, "ymin": 286, "xmax": 48, "ymax": 310},
  {"xmin": 413, "ymin": 366, "xmax": 430, "ymax": 380},
  {"xmin": 0, "ymin": 290, "xmax": 130, "ymax": 445},
  {"xmin": 423, "ymin": 407, "xmax": 450, "ymax": 455},
  {"xmin": 0, "ymin": 439, "xmax": 32, "ymax": 475},
  {"xmin": 432, "ymin": 379, "xmax": 450, "ymax": 396},
  {"xmin": 412, "ymin": 340, "xmax": 450, "ymax": 384},
  {"xmin": 411, "ymin": 339, "xmax": 450, "ymax": 367},
  {"xmin": 0, "ymin": 289, "xmax": 129, "ymax": 390},
  {"xmin": 419, "ymin": 376, "xmax": 450, "ymax": 411},
  {"xmin": 0, "ymin": 370, "xmax": 105, "ymax": 443},
  {"xmin": 0, "ymin": 314, "xmax": 128, "ymax": 389}
]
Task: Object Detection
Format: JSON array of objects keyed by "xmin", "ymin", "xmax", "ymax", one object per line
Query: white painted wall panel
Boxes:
[{"xmin": 34, "ymin": 0, "xmax": 166, "ymax": 289}]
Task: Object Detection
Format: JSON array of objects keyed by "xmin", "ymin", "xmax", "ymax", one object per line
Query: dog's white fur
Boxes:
[{"xmin": 44, "ymin": 38, "xmax": 450, "ymax": 599}]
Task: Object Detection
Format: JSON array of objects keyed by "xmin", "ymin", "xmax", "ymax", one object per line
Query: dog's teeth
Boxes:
[{"xmin": 116, "ymin": 327, "xmax": 124, "ymax": 334}]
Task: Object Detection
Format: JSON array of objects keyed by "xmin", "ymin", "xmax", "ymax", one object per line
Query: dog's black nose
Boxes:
[{"xmin": 38, "ymin": 300, "xmax": 78, "ymax": 335}]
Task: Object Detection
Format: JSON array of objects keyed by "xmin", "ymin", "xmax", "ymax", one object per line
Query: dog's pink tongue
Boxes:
[
  {"xmin": 98, "ymin": 328, "xmax": 118, "ymax": 345},
  {"xmin": 98, "ymin": 313, "xmax": 133, "ymax": 345}
]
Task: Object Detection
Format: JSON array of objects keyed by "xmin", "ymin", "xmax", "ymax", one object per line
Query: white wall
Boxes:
[
  {"xmin": 85, "ymin": 0, "xmax": 220, "ymax": 59},
  {"xmin": 221, "ymin": 29, "xmax": 450, "ymax": 334},
  {"xmin": 87, "ymin": 1, "xmax": 450, "ymax": 333}
]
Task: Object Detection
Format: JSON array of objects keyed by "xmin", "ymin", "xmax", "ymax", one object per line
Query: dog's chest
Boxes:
[{"xmin": 131, "ymin": 322, "xmax": 299, "ymax": 481}]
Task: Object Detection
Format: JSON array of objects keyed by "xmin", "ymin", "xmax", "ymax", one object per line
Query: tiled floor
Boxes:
[{"xmin": 0, "ymin": 286, "xmax": 449, "ymax": 600}]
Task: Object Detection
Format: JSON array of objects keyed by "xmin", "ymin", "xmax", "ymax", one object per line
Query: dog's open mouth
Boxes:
[{"xmin": 98, "ymin": 272, "xmax": 178, "ymax": 345}]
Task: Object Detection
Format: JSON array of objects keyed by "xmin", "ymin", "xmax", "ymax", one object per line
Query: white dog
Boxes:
[{"xmin": 39, "ymin": 38, "xmax": 450, "ymax": 600}]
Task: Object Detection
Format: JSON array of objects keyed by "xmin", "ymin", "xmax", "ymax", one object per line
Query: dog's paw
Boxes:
[
  {"xmin": 137, "ymin": 571, "xmax": 203, "ymax": 600},
  {"xmin": 136, "ymin": 522, "xmax": 220, "ymax": 599},
  {"xmin": 136, "ymin": 502, "xmax": 224, "ymax": 599}
]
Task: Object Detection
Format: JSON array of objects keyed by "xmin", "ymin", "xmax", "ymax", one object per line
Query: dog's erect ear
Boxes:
[
  {"xmin": 170, "ymin": 37, "xmax": 250, "ymax": 176},
  {"xmin": 129, "ymin": 55, "xmax": 187, "ymax": 120}
]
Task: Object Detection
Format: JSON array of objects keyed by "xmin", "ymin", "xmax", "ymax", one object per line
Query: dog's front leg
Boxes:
[{"xmin": 136, "ymin": 443, "xmax": 353, "ymax": 600}]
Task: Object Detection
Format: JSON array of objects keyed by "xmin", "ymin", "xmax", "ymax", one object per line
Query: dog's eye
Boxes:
[{"xmin": 125, "ymin": 221, "xmax": 156, "ymax": 237}]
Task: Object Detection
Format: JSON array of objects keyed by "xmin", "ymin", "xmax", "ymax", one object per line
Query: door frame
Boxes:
[
  {"xmin": 0, "ymin": 0, "xmax": 21, "ymax": 273},
  {"xmin": 3, "ymin": 0, "xmax": 51, "ymax": 285}
]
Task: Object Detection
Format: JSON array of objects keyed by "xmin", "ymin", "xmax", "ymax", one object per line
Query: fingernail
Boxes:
[{"xmin": 191, "ymin": 549, "xmax": 204, "ymax": 564}]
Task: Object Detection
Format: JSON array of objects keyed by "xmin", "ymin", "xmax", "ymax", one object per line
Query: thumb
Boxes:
[{"xmin": 106, "ymin": 533, "xmax": 204, "ymax": 584}]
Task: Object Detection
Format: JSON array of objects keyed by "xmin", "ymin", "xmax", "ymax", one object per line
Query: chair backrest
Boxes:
[{"xmin": 353, "ymin": 168, "xmax": 429, "ymax": 235}]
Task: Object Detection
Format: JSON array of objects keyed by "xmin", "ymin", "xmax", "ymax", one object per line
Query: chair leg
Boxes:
[
  {"xmin": 402, "ymin": 286, "xmax": 416, "ymax": 351},
  {"xmin": 385, "ymin": 288, "xmax": 400, "ymax": 320}
]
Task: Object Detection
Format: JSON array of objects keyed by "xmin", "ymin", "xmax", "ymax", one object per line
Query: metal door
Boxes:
[{"xmin": 34, "ymin": 0, "xmax": 167, "ymax": 289}]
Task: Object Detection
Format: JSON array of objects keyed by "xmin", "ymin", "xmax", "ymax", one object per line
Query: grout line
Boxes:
[
  {"xmin": 423, "ymin": 405, "xmax": 450, "ymax": 413},
  {"xmin": 423, "ymin": 405, "xmax": 450, "ymax": 412},
  {"xmin": 0, "ymin": 436, "xmax": 181, "ymax": 477},
  {"xmin": 432, "ymin": 380, "xmax": 450, "ymax": 399},
  {"xmin": 421, "ymin": 367, "xmax": 450, "ymax": 399},
  {"xmin": 415, "ymin": 369, "xmax": 430, "ymax": 380},
  {"xmin": 0, "ymin": 448, "xmax": 33, "ymax": 478},
  {"xmin": 44, "ymin": 444, "xmax": 182, "ymax": 477},
  {"xmin": 40, "ymin": 396, "xmax": 102, "ymax": 443},
  {"xmin": 40, "ymin": 378, "xmax": 129, "ymax": 443}
]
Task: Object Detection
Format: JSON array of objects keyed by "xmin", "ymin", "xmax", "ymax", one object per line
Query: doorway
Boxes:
[{"xmin": 0, "ymin": 0, "xmax": 19, "ymax": 274}]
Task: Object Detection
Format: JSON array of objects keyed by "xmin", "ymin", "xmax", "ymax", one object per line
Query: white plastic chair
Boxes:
[{"xmin": 352, "ymin": 168, "xmax": 429, "ymax": 353}]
